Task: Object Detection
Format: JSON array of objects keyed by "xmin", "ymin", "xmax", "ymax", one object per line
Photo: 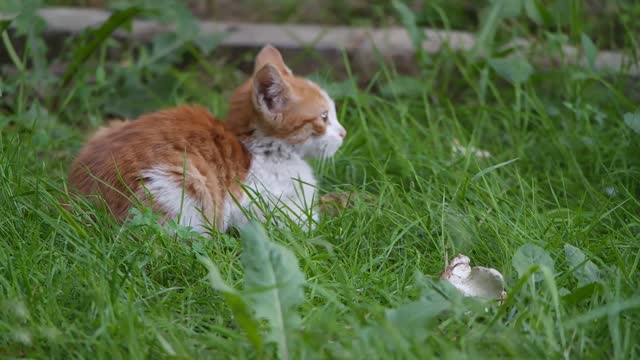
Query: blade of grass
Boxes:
[
  {"xmin": 1, "ymin": 20, "xmax": 25, "ymax": 73},
  {"xmin": 472, "ymin": 158, "xmax": 519, "ymax": 182},
  {"xmin": 61, "ymin": 6, "xmax": 141, "ymax": 88}
]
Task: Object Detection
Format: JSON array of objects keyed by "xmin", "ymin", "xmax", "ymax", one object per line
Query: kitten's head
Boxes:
[{"xmin": 228, "ymin": 45, "xmax": 346, "ymax": 158}]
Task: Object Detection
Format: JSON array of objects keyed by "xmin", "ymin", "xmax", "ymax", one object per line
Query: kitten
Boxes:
[{"xmin": 69, "ymin": 45, "xmax": 346, "ymax": 234}]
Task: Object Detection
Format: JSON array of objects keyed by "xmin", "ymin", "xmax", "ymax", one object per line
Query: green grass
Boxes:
[{"xmin": 2, "ymin": 1, "xmax": 640, "ymax": 359}]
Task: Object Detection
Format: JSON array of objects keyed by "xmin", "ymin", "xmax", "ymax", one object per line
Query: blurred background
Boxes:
[
  {"xmin": 2, "ymin": 0, "xmax": 638, "ymax": 123},
  {"xmin": 45, "ymin": 0, "xmax": 640, "ymax": 49}
]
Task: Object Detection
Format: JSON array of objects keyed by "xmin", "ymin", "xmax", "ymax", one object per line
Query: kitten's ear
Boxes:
[
  {"xmin": 254, "ymin": 44, "xmax": 293, "ymax": 76},
  {"xmin": 253, "ymin": 63, "xmax": 290, "ymax": 116}
]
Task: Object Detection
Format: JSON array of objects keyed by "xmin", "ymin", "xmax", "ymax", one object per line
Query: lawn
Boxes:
[{"xmin": 1, "ymin": 1, "xmax": 640, "ymax": 359}]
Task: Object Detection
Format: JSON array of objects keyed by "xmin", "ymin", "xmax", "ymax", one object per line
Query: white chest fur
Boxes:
[{"xmin": 222, "ymin": 138, "xmax": 318, "ymax": 231}]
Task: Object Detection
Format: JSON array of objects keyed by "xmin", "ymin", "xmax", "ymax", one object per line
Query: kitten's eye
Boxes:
[{"xmin": 320, "ymin": 111, "xmax": 329, "ymax": 122}]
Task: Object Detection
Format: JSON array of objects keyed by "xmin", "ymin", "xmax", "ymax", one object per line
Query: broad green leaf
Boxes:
[
  {"xmin": 564, "ymin": 244, "xmax": 602, "ymax": 287},
  {"xmin": 489, "ymin": 57, "xmax": 533, "ymax": 85},
  {"xmin": 581, "ymin": 33, "xmax": 598, "ymax": 70},
  {"xmin": 240, "ymin": 223, "xmax": 305, "ymax": 360},
  {"xmin": 512, "ymin": 243, "xmax": 554, "ymax": 282},
  {"xmin": 416, "ymin": 274, "xmax": 463, "ymax": 304},
  {"xmin": 142, "ymin": 32, "xmax": 192, "ymax": 67},
  {"xmin": 623, "ymin": 112, "xmax": 640, "ymax": 134},
  {"xmin": 385, "ymin": 300, "xmax": 450, "ymax": 341},
  {"xmin": 62, "ymin": 6, "xmax": 142, "ymax": 87},
  {"xmin": 561, "ymin": 282, "xmax": 601, "ymax": 304},
  {"xmin": 194, "ymin": 32, "xmax": 223, "ymax": 55},
  {"xmin": 199, "ymin": 256, "xmax": 264, "ymax": 352}
]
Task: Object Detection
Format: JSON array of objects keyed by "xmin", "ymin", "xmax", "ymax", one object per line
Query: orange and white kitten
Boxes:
[{"xmin": 69, "ymin": 45, "xmax": 347, "ymax": 233}]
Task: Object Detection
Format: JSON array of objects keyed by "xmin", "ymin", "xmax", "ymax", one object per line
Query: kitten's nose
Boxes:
[{"xmin": 339, "ymin": 129, "xmax": 346, "ymax": 139}]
